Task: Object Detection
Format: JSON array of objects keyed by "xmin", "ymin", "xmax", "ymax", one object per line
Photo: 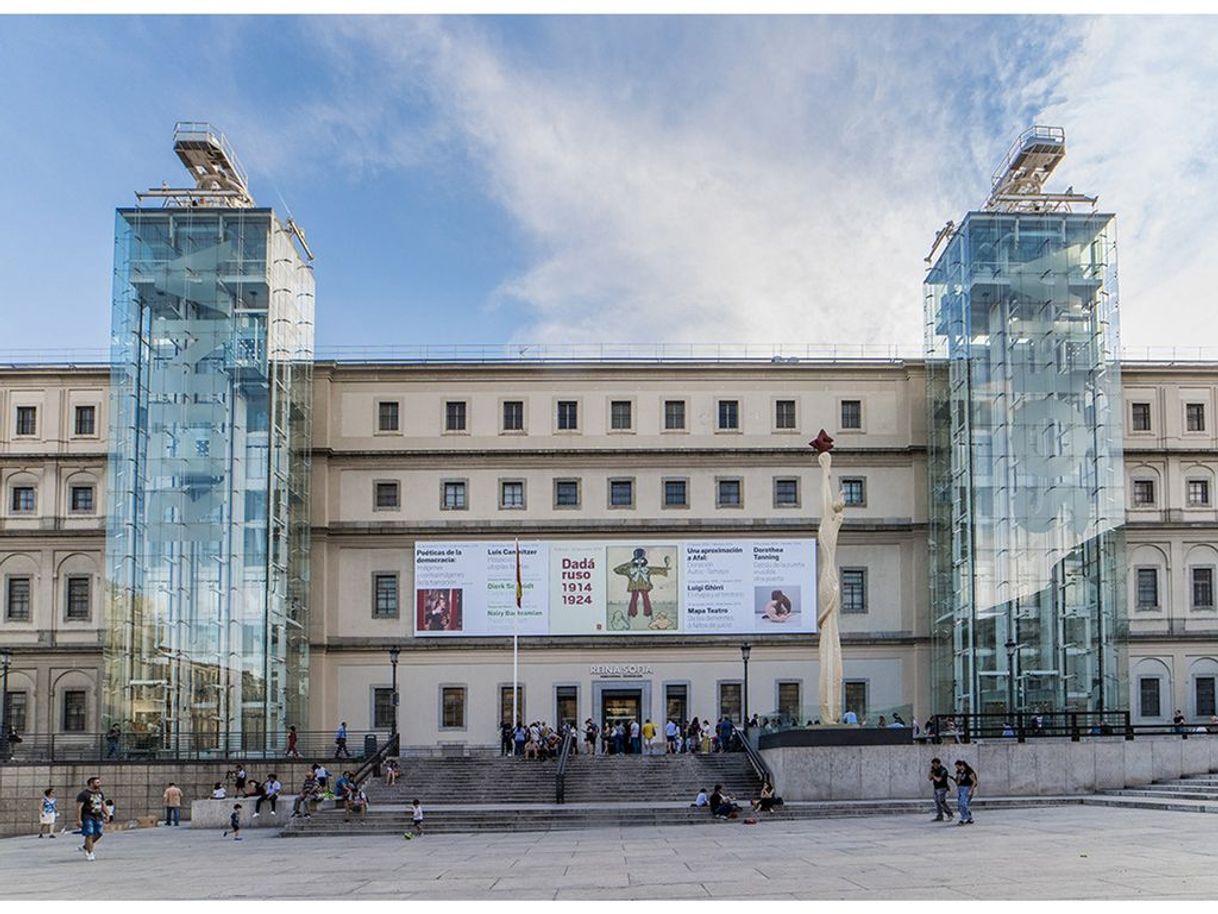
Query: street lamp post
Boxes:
[
  {"xmin": 1004, "ymin": 639, "xmax": 1017, "ymax": 715},
  {"xmin": 389, "ymin": 646, "xmax": 401, "ymax": 741},
  {"xmin": 740, "ymin": 642, "xmax": 752, "ymax": 740},
  {"xmin": 0, "ymin": 650, "xmax": 11, "ymax": 762}
]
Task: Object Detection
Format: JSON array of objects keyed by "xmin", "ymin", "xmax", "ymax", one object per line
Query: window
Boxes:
[
  {"xmin": 841, "ymin": 478, "xmax": 866, "ymax": 507},
  {"xmin": 65, "ymin": 576, "xmax": 91, "ymax": 621},
  {"xmin": 717, "ymin": 400, "xmax": 739, "ymax": 430},
  {"xmin": 610, "ymin": 400, "xmax": 632, "ymax": 431},
  {"xmin": 774, "ymin": 478, "xmax": 799, "ymax": 508},
  {"xmin": 74, "ymin": 405, "xmax": 96, "ymax": 436},
  {"xmin": 1197, "ymin": 677, "xmax": 1217, "ymax": 719},
  {"xmin": 663, "ymin": 479, "xmax": 688, "ymax": 508},
  {"xmin": 1132, "ymin": 479, "xmax": 1155, "ymax": 507},
  {"xmin": 372, "ymin": 573, "xmax": 399, "ymax": 618},
  {"xmin": 441, "ymin": 686, "xmax": 467, "ymax": 729},
  {"xmin": 5, "ymin": 577, "xmax": 31, "ymax": 621},
  {"xmin": 775, "ymin": 399, "xmax": 797, "ymax": 430},
  {"xmin": 445, "ymin": 401, "xmax": 467, "ymax": 432},
  {"xmin": 1188, "ymin": 479, "xmax": 1211, "ymax": 507},
  {"xmin": 1135, "ymin": 568, "xmax": 1159, "ymax": 610},
  {"xmin": 62, "ymin": 690, "xmax": 87, "ymax": 733},
  {"xmin": 665, "ymin": 684, "xmax": 688, "ymax": 724},
  {"xmin": 716, "ymin": 478, "xmax": 742, "ymax": 508},
  {"xmin": 500, "ymin": 685, "xmax": 524, "ymax": 725},
  {"xmin": 15, "ymin": 406, "xmax": 36, "ymax": 436},
  {"xmin": 777, "ymin": 682, "xmax": 801, "ymax": 722},
  {"xmin": 844, "ymin": 681, "xmax": 868, "ymax": 721},
  {"xmin": 664, "ymin": 400, "xmax": 686, "ymax": 431},
  {"xmin": 554, "ymin": 479, "xmax": 580, "ymax": 508},
  {"xmin": 557, "ymin": 400, "xmax": 579, "ymax": 431},
  {"xmin": 377, "ymin": 401, "xmax": 400, "ymax": 432},
  {"xmin": 3, "ymin": 691, "xmax": 26, "ymax": 733},
  {"xmin": 500, "ymin": 480, "xmax": 525, "ymax": 509},
  {"xmin": 442, "ymin": 480, "xmax": 467, "ymax": 510},
  {"xmin": 1186, "ymin": 403, "xmax": 1206, "ymax": 432},
  {"xmin": 1193, "ymin": 568, "xmax": 1215, "ymax": 610},
  {"xmin": 556, "ymin": 686, "xmax": 578, "ymax": 726},
  {"xmin": 718, "ymin": 682, "xmax": 742, "ymax": 723},
  {"xmin": 10, "ymin": 486, "xmax": 35, "ymax": 513},
  {"xmin": 1139, "ymin": 677, "xmax": 1161, "ymax": 719},
  {"xmin": 502, "ymin": 400, "xmax": 524, "ymax": 432},
  {"xmin": 609, "ymin": 479, "xmax": 634, "ymax": 508},
  {"xmin": 840, "ymin": 400, "xmax": 862, "ymax": 430},
  {"xmin": 70, "ymin": 485, "xmax": 95, "ymax": 513},
  {"xmin": 373, "ymin": 687, "xmax": 396, "ymax": 730},
  {"xmin": 374, "ymin": 481, "xmax": 400, "ymax": 510},
  {"xmin": 1131, "ymin": 402, "xmax": 1151, "ymax": 432},
  {"xmin": 841, "ymin": 568, "xmax": 867, "ymax": 613}
]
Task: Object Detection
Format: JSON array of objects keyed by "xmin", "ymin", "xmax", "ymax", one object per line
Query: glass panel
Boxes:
[
  {"xmin": 1140, "ymin": 678, "xmax": 1160, "ymax": 718},
  {"xmin": 925, "ymin": 211, "xmax": 1126, "ymax": 717},
  {"xmin": 555, "ymin": 481, "xmax": 579, "ymax": 507},
  {"xmin": 6, "ymin": 577, "xmax": 31, "ymax": 621},
  {"xmin": 66, "ymin": 576, "xmax": 91, "ymax": 621},
  {"xmin": 665, "ymin": 684, "xmax": 687, "ymax": 723},
  {"xmin": 774, "ymin": 479, "xmax": 798, "ymax": 506},
  {"xmin": 378, "ymin": 401, "xmax": 399, "ymax": 432},
  {"xmin": 718, "ymin": 682, "xmax": 742, "ymax": 722},
  {"xmin": 775, "ymin": 400, "xmax": 796, "ymax": 429},
  {"xmin": 1194, "ymin": 569, "xmax": 1215, "ymax": 609},
  {"xmin": 373, "ymin": 574, "xmax": 399, "ymax": 617},
  {"xmin": 446, "ymin": 401, "xmax": 466, "ymax": 431},
  {"xmin": 664, "ymin": 400, "xmax": 685, "ymax": 430},
  {"xmin": 1197, "ymin": 678, "xmax": 1216, "ymax": 718},
  {"xmin": 500, "ymin": 685, "xmax": 524, "ymax": 725},
  {"xmin": 663, "ymin": 480, "xmax": 686, "ymax": 507},
  {"xmin": 609, "ymin": 480, "xmax": 632, "ymax": 506},
  {"xmin": 841, "ymin": 569, "xmax": 867, "ymax": 613},
  {"xmin": 1135, "ymin": 569, "xmax": 1158, "ymax": 609},
  {"xmin": 777, "ymin": 682, "xmax": 800, "ymax": 721},
  {"xmin": 443, "ymin": 482, "xmax": 466, "ymax": 509},
  {"xmin": 104, "ymin": 208, "xmax": 314, "ymax": 755},
  {"xmin": 63, "ymin": 690, "xmax": 87, "ymax": 732},
  {"xmin": 503, "ymin": 401, "xmax": 523, "ymax": 431},
  {"xmin": 501, "ymin": 481, "xmax": 524, "ymax": 508},
  {"xmin": 557, "ymin": 401, "xmax": 578, "ymax": 430},
  {"xmin": 1131, "ymin": 403, "xmax": 1150, "ymax": 431},
  {"xmin": 718, "ymin": 400, "xmax": 738, "ymax": 429},
  {"xmin": 610, "ymin": 401, "xmax": 631, "ymax": 430},
  {"xmin": 4, "ymin": 691, "xmax": 27, "ymax": 732},
  {"xmin": 840, "ymin": 400, "xmax": 861, "ymax": 429},
  {"xmin": 75, "ymin": 405, "xmax": 96, "ymax": 436},
  {"xmin": 373, "ymin": 688, "xmax": 395, "ymax": 729},
  {"xmin": 844, "ymin": 681, "xmax": 868, "ymax": 720},
  {"xmin": 841, "ymin": 479, "xmax": 865, "ymax": 506},
  {"xmin": 556, "ymin": 686, "xmax": 578, "ymax": 726},
  {"xmin": 717, "ymin": 480, "xmax": 741, "ymax": 506},
  {"xmin": 441, "ymin": 687, "xmax": 466, "ymax": 728},
  {"xmin": 15, "ymin": 406, "xmax": 36, "ymax": 436}
]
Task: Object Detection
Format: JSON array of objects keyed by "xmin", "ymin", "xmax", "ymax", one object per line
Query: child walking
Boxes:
[
  {"xmin": 403, "ymin": 798, "xmax": 424, "ymax": 838},
  {"xmin": 38, "ymin": 788, "xmax": 58, "ymax": 838},
  {"xmin": 222, "ymin": 803, "xmax": 243, "ymax": 840}
]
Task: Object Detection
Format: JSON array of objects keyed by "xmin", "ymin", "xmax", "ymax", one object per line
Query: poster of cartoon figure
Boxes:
[{"xmin": 605, "ymin": 545, "xmax": 679, "ymax": 633}]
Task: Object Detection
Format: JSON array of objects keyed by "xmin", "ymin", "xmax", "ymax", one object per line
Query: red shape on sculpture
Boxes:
[{"xmin": 809, "ymin": 429, "xmax": 835, "ymax": 453}]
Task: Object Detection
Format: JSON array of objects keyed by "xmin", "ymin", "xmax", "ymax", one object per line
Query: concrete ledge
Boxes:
[{"xmin": 189, "ymin": 799, "xmax": 290, "ymax": 829}]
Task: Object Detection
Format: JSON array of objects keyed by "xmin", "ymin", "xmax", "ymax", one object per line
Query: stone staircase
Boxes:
[
  {"xmin": 1089, "ymin": 772, "xmax": 1218, "ymax": 813},
  {"xmin": 561, "ymin": 752, "xmax": 762, "ymax": 803}
]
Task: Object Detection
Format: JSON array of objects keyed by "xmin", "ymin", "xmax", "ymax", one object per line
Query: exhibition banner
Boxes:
[{"xmin": 413, "ymin": 538, "xmax": 816, "ymax": 637}]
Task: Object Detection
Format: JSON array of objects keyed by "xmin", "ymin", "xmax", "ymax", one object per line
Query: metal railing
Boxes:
[
  {"xmin": 733, "ymin": 724, "xmax": 774, "ymax": 787},
  {"xmin": 555, "ymin": 726, "xmax": 577, "ymax": 804},
  {"xmin": 0, "ymin": 729, "xmax": 390, "ymax": 764},
  {"xmin": 924, "ymin": 711, "xmax": 1147, "ymax": 743},
  {"xmin": 351, "ymin": 732, "xmax": 398, "ymax": 788}
]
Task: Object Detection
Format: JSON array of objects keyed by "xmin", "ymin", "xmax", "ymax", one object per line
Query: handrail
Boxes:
[
  {"xmin": 731, "ymin": 724, "xmax": 774, "ymax": 787},
  {"xmin": 922, "ymin": 711, "xmax": 1198, "ymax": 743},
  {"xmin": 352, "ymin": 732, "xmax": 398, "ymax": 788},
  {"xmin": 555, "ymin": 725, "xmax": 577, "ymax": 804}
]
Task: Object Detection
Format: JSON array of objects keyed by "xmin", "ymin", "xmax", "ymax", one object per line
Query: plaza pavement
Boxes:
[{"xmin": 0, "ymin": 805, "xmax": 1215, "ymax": 900}]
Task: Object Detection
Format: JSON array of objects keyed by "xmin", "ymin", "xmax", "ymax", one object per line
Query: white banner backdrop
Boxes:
[{"xmin": 413, "ymin": 538, "xmax": 816, "ymax": 637}]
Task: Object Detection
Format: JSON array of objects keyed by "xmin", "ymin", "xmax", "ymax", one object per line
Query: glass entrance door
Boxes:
[{"xmin": 601, "ymin": 689, "xmax": 642, "ymax": 753}]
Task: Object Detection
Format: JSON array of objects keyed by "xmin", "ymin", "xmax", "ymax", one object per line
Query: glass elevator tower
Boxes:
[
  {"xmin": 924, "ymin": 127, "xmax": 1126, "ymax": 718},
  {"xmin": 104, "ymin": 124, "xmax": 315, "ymax": 754}
]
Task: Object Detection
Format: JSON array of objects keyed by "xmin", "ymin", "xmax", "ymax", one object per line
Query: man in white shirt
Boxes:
[
  {"xmin": 842, "ymin": 709, "xmax": 859, "ymax": 726},
  {"xmin": 629, "ymin": 719, "xmax": 641, "ymax": 754},
  {"xmin": 665, "ymin": 719, "xmax": 679, "ymax": 754}
]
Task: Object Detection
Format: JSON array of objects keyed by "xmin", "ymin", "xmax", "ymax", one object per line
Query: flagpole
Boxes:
[{"xmin": 513, "ymin": 538, "xmax": 521, "ymax": 731}]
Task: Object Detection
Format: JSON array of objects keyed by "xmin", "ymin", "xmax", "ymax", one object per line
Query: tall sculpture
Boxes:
[{"xmin": 812, "ymin": 430, "xmax": 844, "ymax": 724}]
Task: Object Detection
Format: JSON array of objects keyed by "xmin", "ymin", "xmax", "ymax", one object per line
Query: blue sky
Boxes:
[{"xmin": 1, "ymin": 15, "xmax": 1216, "ymax": 354}]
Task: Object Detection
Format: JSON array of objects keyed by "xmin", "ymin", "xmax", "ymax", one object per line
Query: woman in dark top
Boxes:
[
  {"xmin": 952, "ymin": 760, "xmax": 977, "ymax": 825},
  {"xmin": 751, "ymin": 779, "xmax": 777, "ymax": 813}
]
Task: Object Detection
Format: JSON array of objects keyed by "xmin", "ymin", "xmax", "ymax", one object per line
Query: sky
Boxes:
[{"xmin": 0, "ymin": 15, "xmax": 1216, "ymax": 355}]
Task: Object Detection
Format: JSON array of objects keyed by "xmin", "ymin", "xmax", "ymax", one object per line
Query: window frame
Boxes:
[
  {"xmin": 773, "ymin": 477, "xmax": 800, "ymax": 509},
  {"xmin": 372, "ymin": 572, "xmax": 400, "ymax": 619},
  {"xmin": 661, "ymin": 477, "xmax": 689, "ymax": 509},
  {"xmin": 73, "ymin": 404, "xmax": 97, "ymax": 437},
  {"xmin": 773, "ymin": 398, "xmax": 798, "ymax": 432},
  {"xmin": 607, "ymin": 477, "xmax": 635, "ymax": 510},
  {"xmin": 3, "ymin": 690, "xmax": 27, "ymax": 733},
  {"xmin": 840, "ymin": 476, "xmax": 866, "ymax": 507},
  {"xmin": 14, "ymin": 405, "xmax": 37, "ymax": 437},
  {"xmin": 5, "ymin": 575, "xmax": 32, "ymax": 622},
  {"xmin": 1131, "ymin": 478, "xmax": 1156, "ymax": 507},
  {"xmin": 553, "ymin": 478, "xmax": 581, "ymax": 510},
  {"xmin": 555, "ymin": 399, "xmax": 580, "ymax": 433},
  {"xmin": 843, "ymin": 679, "xmax": 869, "ymax": 721},
  {"xmin": 608, "ymin": 398, "xmax": 634, "ymax": 433},
  {"xmin": 1134, "ymin": 566, "xmax": 1160, "ymax": 611},
  {"xmin": 841, "ymin": 567, "xmax": 868, "ymax": 614},
  {"xmin": 10, "ymin": 486, "xmax": 36, "ymax": 514},
  {"xmin": 715, "ymin": 476, "xmax": 743, "ymax": 509},
  {"xmin": 372, "ymin": 686, "xmax": 396, "ymax": 730},
  {"xmin": 373, "ymin": 480, "xmax": 401, "ymax": 512},
  {"xmin": 1139, "ymin": 676, "xmax": 1162, "ymax": 720},
  {"xmin": 662, "ymin": 398, "xmax": 687, "ymax": 433},
  {"xmin": 717, "ymin": 680, "xmax": 743, "ymax": 723},
  {"xmin": 715, "ymin": 398, "xmax": 740, "ymax": 433},
  {"xmin": 439, "ymin": 685, "xmax": 468, "ymax": 731},
  {"xmin": 1191, "ymin": 566, "xmax": 1215, "ymax": 611},
  {"xmin": 500, "ymin": 399, "xmax": 526, "ymax": 434},
  {"xmin": 376, "ymin": 399, "xmax": 401, "ymax": 434},
  {"xmin": 1130, "ymin": 401, "xmax": 1152, "ymax": 433},
  {"xmin": 776, "ymin": 680, "xmax": 802, "ymax": 722},
  {"xmin": 499, "ymin": 479, "xmax": 526, "ymax": 510},
  {"xmin": 444, "ymin": 400, "xmax": 469, "ymax": 434},
  {"xmin": 1185, "ymin": 402, "xmax": 1207, "ymax": 433},
  {"xmin": 64, "ymin": 575, "xmax": 91, "ymax": 622},
  {"xmin": 61, "ymin": 689, "xmax": 87, "ymax": 733},
  {"xmin": 1186, "ymin": 478, "xmax": 1211, "ymax": 508},
  {"xmin": 1195, "ymin": 676, "xmax": 1217, "ymax": 719},
  {"xmin": 500, "ymin": 684, "xmax": 525, "ymax": 726},
  {"xmin": 70, "ymin": 484, "xmax": 95, "ymax": 514},
  {"xmin": 839, "ymin": 398, "xmax": 863, "ymax": 432},
  {"xmin": 440, "ymin": 479, "xmax": 469, "ymax": 511}
]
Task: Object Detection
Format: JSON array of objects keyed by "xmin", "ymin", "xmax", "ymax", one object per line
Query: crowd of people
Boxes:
[{"xmin": 500, "ymin": 716, "xmax": 747, "ymax": 757}]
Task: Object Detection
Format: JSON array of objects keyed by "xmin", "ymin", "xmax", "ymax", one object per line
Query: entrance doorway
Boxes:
[{"xmin": 601, "ymin": 688, "xmax": 642, "ymax": 754}]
